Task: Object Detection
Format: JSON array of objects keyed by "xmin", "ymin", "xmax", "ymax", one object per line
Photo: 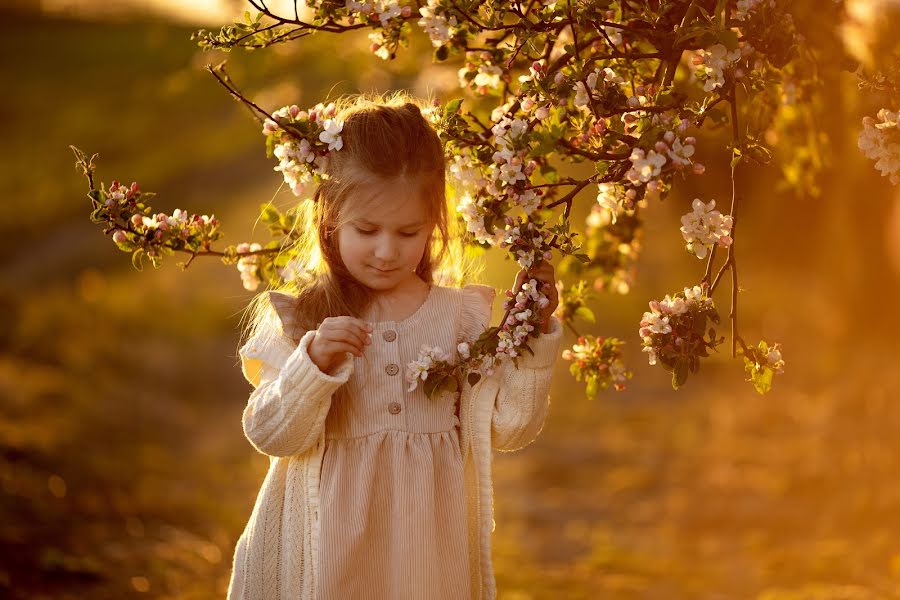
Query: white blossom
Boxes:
[
  {"xmin": 680, "ymin": 198, "xmax": 734, "ymax": 259},
  {"xmin": 695, "ymin": 44, "xmax": 742, "ymax": 92},
  {"xmin": 858, "ymin": 109, "xmax": 900, "ymax": 185},
  {"xmin": 417, "ymin": 1, "xmax": 458, "ymax": 47}
]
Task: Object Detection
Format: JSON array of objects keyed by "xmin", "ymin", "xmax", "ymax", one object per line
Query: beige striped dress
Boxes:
[
  {"xmin": 316, "ymin": 283, "xmax": 488, "ymax": 599},
  {"xmin": 229, "ymin": 280, "xmax": 564, "ymax": 600}
]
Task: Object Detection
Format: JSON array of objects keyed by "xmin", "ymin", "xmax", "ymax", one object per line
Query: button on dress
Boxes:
[{"xmin": 316, "ymin": 283, "xmax": 493, "ymax": 600}]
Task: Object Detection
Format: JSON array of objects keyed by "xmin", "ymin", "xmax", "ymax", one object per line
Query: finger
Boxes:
[
  {"xmin": 332, "ymin": 325, "xmax": 370, "ymax": 350},
  {"xmin": 323, "ymin": 339, "xmax": 366, "ymax": 357},
  {"xmin": 323, "ymin": 317, "xmax": 371, "ymax": 347},
  {"xmin": 515, "ymin": 268, "xmax": 526, "ymax": 287}
]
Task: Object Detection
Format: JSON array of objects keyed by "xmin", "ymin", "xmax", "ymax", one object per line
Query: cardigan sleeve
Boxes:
[
  {"xmin": 458, "ymin": 283, "xmax": 497, "ymax": 343},
  {"xmin": 238, "ymin": 310, "xmax": 353, "ymax": 457},
  {"xmin": 490, "ymin": 314, "xmax": 563, "ymax": 452}
]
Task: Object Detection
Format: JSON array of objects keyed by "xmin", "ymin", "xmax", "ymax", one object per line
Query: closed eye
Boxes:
[{"xmin": 356, "ymin": 227, "xmax": 419, "ymax": 237}]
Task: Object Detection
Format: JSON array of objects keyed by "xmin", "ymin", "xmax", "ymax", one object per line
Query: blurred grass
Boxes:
[{"xmin": 3, "ymin": 8, "xmax": 900, "ymax": 600}]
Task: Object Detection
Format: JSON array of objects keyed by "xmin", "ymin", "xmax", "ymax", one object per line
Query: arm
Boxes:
[
  {"xmin": 491, "ymin": 315, "xmax": 563, "ymax": 452},
  {"xmin": 240, "ymin": 326, "xmax": 353, "ymax": 457}
]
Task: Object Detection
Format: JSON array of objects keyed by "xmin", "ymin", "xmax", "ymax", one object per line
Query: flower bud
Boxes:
[
  {"xmin": 693, "ymin": 163, "xmax": 706, "ymax": 175},
  {"xmin": 685, "ymin": 136, "xmax": 696, "ymax": 145},
  {"xmin": 131, "ymin": 214, "xmax": 143, "ymax": 227},
  {"xmin": 113, "ymin": 230, "xmax": 127, "ymax": 244},
  {"xmin": 663, "ymin": 131, "xmax": 676, "ymax": 143},
  {"xmin": 554, "ymin": 72, "xmax": 565, "ymax": 85},
  {"xmin": 655, "ymin": 141, "xmax": 668, "ymax": 152},
  {"xmin": 401, "ymin": 5, "xmax": 411, "ymax": 16},
  {"xmin": 535, "ymin": 106, "xmax": 550, "ymax": 120}
]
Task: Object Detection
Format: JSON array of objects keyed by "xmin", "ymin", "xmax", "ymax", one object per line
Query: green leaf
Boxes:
[
  {"xmin": 423, "ymin": 375, "xmax": 439, "ymax": 398},
  {"xmin": 573, "ymin": 253, "xmax": 591, "ymax": 263},
  {"xmin": 731, "ymin": 147, "xmax": 743, "ymax": 169},
  {"xmin": 444, "ymin": 376, "xmax": 459, "ymax": 393},
  {"xmin": 706, "ymin": 108, "xmax": 728, "ymax": 125},
  {"xmin": 751, "ymin": 367, "xmax": 773, "ymax": 394},
  {"xmin": 672, "ymin": 358, "xmax": 689, "ymax": 389},
  {"xmin": 445, "ymin": 98, "xmax": 463, "ymax": 116},
  {"xmin": 717, "ymin": 29, "xmax": 739, "ymax": 50},
  {"xmin": 131, "ymin": 249, "xmax": 144, "ymax": 271},
  {"xmin": 585, "ymin": 375, "xmax": 598, "ymax": 399},
  {"xmin": 574, "ymin": 306, "xmax": 595, "ymax": 323},
  {"xmin": 260, "ymin": 204, "xmax": 281, "ymax": 225}
]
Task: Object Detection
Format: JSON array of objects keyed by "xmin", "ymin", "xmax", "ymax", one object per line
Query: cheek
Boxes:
[{"xmin": 337, "ymin": 231, "xmax": 364, "ymax": 255}]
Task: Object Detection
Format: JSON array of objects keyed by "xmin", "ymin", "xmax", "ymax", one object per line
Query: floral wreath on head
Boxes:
[{"xmin": 261, "ymin": 101, "xmax": 345, "ymax": 198}]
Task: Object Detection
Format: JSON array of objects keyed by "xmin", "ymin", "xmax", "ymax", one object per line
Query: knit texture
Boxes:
[{"xmin": 228, "ymin": 283, "xmax": 563, "ymax": 600}]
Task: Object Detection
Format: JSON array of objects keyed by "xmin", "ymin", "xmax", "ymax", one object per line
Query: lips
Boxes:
[{"xmin": 371, "ymin": 266, "xmax": 397, "ymax": 274}]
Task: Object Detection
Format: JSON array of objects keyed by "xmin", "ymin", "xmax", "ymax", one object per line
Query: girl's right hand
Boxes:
[{"xmin": 308, "ymin": 316, "xmax": 373, "ymax": 375}]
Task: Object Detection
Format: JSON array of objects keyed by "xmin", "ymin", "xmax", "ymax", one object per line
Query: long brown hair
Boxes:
[{"xmin": 237, "ymin": 90, "xmax": 483, "ymax": 355}]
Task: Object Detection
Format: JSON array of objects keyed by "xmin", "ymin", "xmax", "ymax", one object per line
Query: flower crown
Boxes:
[{"xmin": 262, "ymin": 101, "xmax": 345, "ymax": 198}]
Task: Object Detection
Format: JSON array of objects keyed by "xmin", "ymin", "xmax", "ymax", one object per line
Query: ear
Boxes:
[{"xmin": 267, "ymin": 291, "xmax": 305, "ymax": 342}]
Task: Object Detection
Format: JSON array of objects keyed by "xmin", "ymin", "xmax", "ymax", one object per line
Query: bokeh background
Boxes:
[{"xmin": 2, "ymin": 1, "xmax": 900, "ymax": 598}]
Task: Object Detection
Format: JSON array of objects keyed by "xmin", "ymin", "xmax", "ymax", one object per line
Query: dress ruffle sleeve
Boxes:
[
  {"xmin": 458, "ymin": 283, "xmax": 497, "ymax": 344},
  {"xmin": 238, "ymin": 291, "xmax": 307, "ymax": 389}
]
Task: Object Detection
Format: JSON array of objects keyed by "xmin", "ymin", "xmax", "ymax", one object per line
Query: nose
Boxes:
[{"xmin": 373, "ymin": 234, "xmax": 399, "ymax": 263}]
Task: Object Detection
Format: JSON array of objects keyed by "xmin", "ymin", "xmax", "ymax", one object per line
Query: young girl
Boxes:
[{"xmin": 228, "ymin": 93, "xmax": 563, "ymax": 600}]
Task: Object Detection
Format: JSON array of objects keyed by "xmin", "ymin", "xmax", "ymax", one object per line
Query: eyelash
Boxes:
[{"xmin": 356, "ymin": 228, "xmax": 419, "ymax": 238}]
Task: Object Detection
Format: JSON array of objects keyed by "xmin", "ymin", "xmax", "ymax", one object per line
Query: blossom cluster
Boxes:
[
  {"xmin": 693, "ymin": 43, "xmax": 745, "ymax": 92},
  {"xmin": 405, "ymin": 345, "xmax": 451, "ymax": 392},
  {"xmin": 639, "ymin": 285, "xmax": 723, "ymax": 388},
  {"xmin": 742, "ymin": 339, "xmax": 786, "ymax": 394},
  {"xmin": 451, "ymin": 113, "xmax": 552, "ymax": 266},
  {"xmin": 261, "ymin": 102, "xmax": 344, "ymax": 197},
  {"xmin": 405, "ymin": 278, "xmax": 554, "ymax": 397},
  {"xmin": 99, "ymin": 179, "xmax": 222, "ymax": 262},
  {"xmin": 562, "ymin": 335, "xmax": 632, "ymax": 396},
  {"xmin": 734, "ymin": 0, "xmax": 775, "ymax": 21},
  {"xmin": 595, "ymin": 126, "xmax": 701, "ymax": 224},
  {"xmin": 858, "ymin": 108, "xmax": 900, "ymax": 185},
  {"xmin": 573, "ymin": 66, "xmax": 626, "ymax": 112},
  {"xmin": 236, "ymin": 242, "xmax": 264, "ymax": 291},
  {"xmin": 417, "ymin": 0, "xmax": 458, "ymax": 47},
  {"xmin": 458, "ymin": 53, "xmax": 505, "ymax": 95},
  {"xmin": 679, "ymin": 198, "xmax": 734, "ymax": 260}
]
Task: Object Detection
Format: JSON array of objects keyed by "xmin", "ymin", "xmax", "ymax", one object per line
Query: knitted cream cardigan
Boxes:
[{"xmin": 228, "ymin": 288, "xmax": 563, "ymax": 600}]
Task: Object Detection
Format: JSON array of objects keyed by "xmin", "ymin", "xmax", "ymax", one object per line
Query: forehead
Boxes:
[{"xmin": 347, "ymin": 176, "xmax": 429, "ymax": 227}]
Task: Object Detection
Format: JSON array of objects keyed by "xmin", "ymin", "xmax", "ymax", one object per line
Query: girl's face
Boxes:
[{"xmin": 336, "ymin": 176, "xmax": 433, "ymax": 293}]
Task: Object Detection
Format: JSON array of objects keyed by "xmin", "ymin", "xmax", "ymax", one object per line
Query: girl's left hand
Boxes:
[{"xmin": 512, "ymin": 259, "xmax": 559, "ymax": 334}]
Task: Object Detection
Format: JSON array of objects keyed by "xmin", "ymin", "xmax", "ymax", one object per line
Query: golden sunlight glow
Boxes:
[{"xmin": 39, "ymin": 0, "xmax": 316, "ymax": 25}]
